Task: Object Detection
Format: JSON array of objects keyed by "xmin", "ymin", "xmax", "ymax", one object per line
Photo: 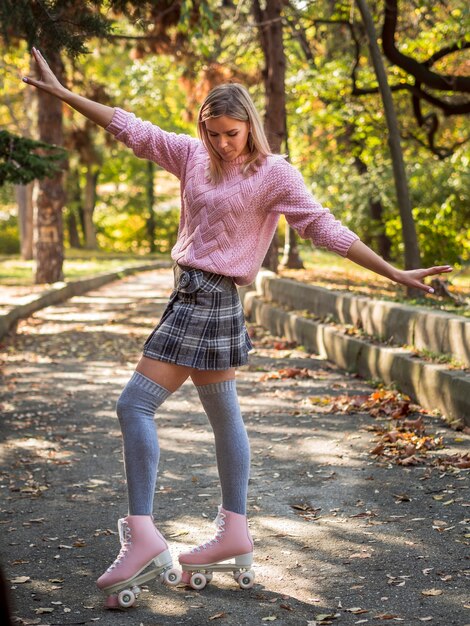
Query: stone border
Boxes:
[
  {"xmin": 257, "ymin": 273, "xmax": 470, "ymax": 366},
  {"xmin": 239, "ymin": 276, "xmax": 470, "ymax": 426},
  {"xmin": 0, "ymin": 261, "xmax": 172, "ymax": 341}
]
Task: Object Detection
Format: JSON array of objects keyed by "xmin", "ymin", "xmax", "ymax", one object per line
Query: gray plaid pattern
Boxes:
[{"xmin": 142, "ymin": 265, "xmax": 253, "ymax": 370}]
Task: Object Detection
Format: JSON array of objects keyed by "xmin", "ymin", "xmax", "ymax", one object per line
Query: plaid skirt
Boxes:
[{"xmin": 142, "ymin": 264, "xmax": 253, "ymax": 370}]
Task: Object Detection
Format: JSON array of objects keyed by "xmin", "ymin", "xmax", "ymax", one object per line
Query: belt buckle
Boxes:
[{"xmin": 179, "ymin": 271, "xmax": 191, "ymax": 289}]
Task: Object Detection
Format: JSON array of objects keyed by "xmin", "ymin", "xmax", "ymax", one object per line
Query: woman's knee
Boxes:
[
  {"xmin": 116, "ymin": 387, "xmax": 134, "ymax": 423},
  {"xmin": 116, "ymin": 370, "xmax": 173, "ymax": 424}
]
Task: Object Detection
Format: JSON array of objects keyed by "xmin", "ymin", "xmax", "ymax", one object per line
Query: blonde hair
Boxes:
[{"xmin": 197, "ymin": 83, "xmax": 273, "ymax": 184}]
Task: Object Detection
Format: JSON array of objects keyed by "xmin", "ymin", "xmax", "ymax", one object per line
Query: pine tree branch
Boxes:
[{"xmin": 0, "ymin": 131, "xmax": 66, "ymax": 186}]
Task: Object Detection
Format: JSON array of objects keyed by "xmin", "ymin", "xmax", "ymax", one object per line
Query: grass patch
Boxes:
[
  {"xmin": 0, "ymin": 250, "xmax": 169, "ymax": 286},
  {"xmin": 281, "ymin": 248, "xmax": 470, "ymax": 318}
]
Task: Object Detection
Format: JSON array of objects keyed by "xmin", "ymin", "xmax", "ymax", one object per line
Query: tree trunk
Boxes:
[
  {"xmin": 253, "ymin": 0, "xmax": 287, "ymax": 272},
  {"xmin": 370, "ymin": 199, "xmax": 392, "ymax": 261},
  {"xmin": 34, "ymin": 49, "xmax": 65, "ymax": 283},
  {"xmin": 83, "ymin": 167, "xmax": 98, "ymax": 249},
  {"xmin": 355, "ymin": 0, "xmax": 421, "ymax": 285},
  {"xmin": 256, "ymin": 0, "xmax": 287, "ymax": 154},
  {"xmin": 65, "ymin": 167, "xmax": 83, "ymax": 248},
  {"xmin": 280, "ymin": 226, "xmax": 304, "ymax": 268},
  {"xmin": 67, "ymin": 211, "xmax": 82, "ymax": 249},
  {"xmin": 15, "ymin": 183, "xmax": 34, "ymax": 260},
  {"xmin": 280, "ymin": 122, "xmax": 303, "ymax": 269},
  {"xmin": 146, "ymin": 160, "xmax": 156, "ymax": 253},
  {"xmin": 16, "ymin": 58, "xmax": 36, "ymax": 261}
]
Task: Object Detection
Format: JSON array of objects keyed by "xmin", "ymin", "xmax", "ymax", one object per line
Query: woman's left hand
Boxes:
[{"xmin": 394, "ymin": 265, "xmax": 453, "ymax": 294}]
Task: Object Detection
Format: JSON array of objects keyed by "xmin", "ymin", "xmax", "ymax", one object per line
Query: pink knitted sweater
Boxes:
[{"xmin": 106, "ymin": 108, "xmax": 359, "ymax": 286}]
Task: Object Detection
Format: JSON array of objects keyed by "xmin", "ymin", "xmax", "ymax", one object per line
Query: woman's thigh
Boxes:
[
  {"xmin": 190, "ymin": 367, "xmax": 236, "ymax": 386},
  {"xmin": 135, "ymin": 356, "xmax": 192, "ymax": 392},
  {"xmin": 135, "ymin": 356, "xmax": 236, "ymax": 391}
]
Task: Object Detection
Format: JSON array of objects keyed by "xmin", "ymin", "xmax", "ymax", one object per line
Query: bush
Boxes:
[
  {"xmin": 0, "ymin": 213, "xmax": 20, "ymax": 254},
  {"xmin": 95, "ymin": 206, "xmax": 180, "ymax": 254}
]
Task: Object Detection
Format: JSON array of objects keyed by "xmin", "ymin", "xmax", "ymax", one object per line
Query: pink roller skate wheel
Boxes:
[{"xmin": 104, "ymin": 593, "xmax": 121, "ymax": 609}]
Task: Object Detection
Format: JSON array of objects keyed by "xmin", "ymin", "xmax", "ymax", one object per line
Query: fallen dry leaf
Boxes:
[
  {"xmin": 432, "ymin": 453, "xmax": 470, "ymax": 469},
  {"xmin": 10, "ymin": 576, "xmax": 31, "ymax": 584},
  {"xmin": 396, "ymin": 454, "xmax": 421, "ymax": 466},
  {"xmin": 290, "ymin": 503, "xmax": 321, "ymax": 521},
  {"xmin": 421, "ymin": 588, "xmax": 443, "ymax": 596},
  {"xmin": 371, "ymin": 442, "xmax": 385, "ymax": 455},
  {"xmin": 402, "ymin": 417, "xmax": 424, "ymax": 431},
  {"xmin": 259, "ymin": 367, "xmax": 312, "ymax": 381},
  {"xmin": 349, "ymin": 552, "xmax": 373, "ymax": 559},
  {"xmin": 345, "ymin": 607, "xmax": 369, "ymax": 614}
]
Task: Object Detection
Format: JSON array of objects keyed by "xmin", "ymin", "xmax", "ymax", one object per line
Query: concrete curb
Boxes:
[
  {"xmin": 257, "ymin": 272, "xmax": 470, "ymax": 366},
  {"xmin": 239, "ymin": 282, "xmax": 470, "ymax": 426},
  {"xmin": 0, "ymin": 261, "xmax": 172, "ymax": 341}
]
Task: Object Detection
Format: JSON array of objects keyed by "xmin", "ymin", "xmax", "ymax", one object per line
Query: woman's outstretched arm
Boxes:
[
  {"xmin": 346, "ymin": 239, "xmax": 452, "ymax": 294},
  {"xmin": 22, "ymin": 48, "xmax": 115, "ymax": 128}
]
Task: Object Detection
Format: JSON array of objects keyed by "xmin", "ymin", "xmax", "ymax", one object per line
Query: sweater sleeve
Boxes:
[
  {"xmin": 105, "ymin": 107, "xmax": 199, "ymax": 179},
  {"xmin": 263, "ymin": 159, "xmax": 359, "ymax": 257}
]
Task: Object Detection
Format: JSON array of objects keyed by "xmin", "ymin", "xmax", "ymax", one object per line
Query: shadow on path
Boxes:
[{"xmin": 0, "ymin": 269, "xmax": 468, "ymax": 626}]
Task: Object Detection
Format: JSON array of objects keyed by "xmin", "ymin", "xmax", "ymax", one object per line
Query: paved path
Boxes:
[{"xmin": 0, "ymin": 269, "xmax": 469, "ymax": 626}]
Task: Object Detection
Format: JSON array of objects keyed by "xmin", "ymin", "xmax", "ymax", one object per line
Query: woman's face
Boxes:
[{"xmin": 204, "ymin": 115, "xmax": 250, "ymax": 162}]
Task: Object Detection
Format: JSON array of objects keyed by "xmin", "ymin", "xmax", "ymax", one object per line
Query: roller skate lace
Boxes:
[
  {"xmin": 106, "ymin": 519, "xmax": 132, "ymax": 572},
  {"xmin": 191, "ymin": 509, "xmax": 226, "ymax": 553}
]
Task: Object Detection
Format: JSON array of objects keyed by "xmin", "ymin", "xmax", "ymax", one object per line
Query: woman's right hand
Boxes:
[
  {"xmin": 22, "ymin": 47, "xmax": 115, "ymax": 128},
  {"xmin": 22, "ymin": 47, "xmax": 65, "ymax": 97}
]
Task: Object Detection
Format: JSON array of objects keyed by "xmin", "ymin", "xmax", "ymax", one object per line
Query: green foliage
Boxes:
[
  {"xmin": 95, "ymin": 205, "xmax": 179, "ymax": 254},
  {"xmin": 0, "ymin": 185, "xmax": 20, "ymax": 254},
  {"xmin": 0, "ymin": 211, "xmax": 19, "ymax": 254},
  {"xmin": 68, "ymin": 42, "xmax": 191, "ymax": 254},
  {"xmin": 1, "ymin": 0, "xmax": 468, "ymax": 268},
  {"xmin": 0, "ymin": 131, "xmax": 66, "ymax": 186},
  {"xmin": 409, "ymin": 149, "xmax": 470, "ymax": 266},
  {"xmin": 154, "ymin": 208, "xmax": 180, "ymax": 253},
  {"xmin": 284, "ymin": 0, "xmax": 469, "ymax": 267}
]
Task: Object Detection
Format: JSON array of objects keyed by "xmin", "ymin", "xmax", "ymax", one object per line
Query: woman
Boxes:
[{"xmin": 23, "ymin": 47, "xmax": 452, "ymax": 608}]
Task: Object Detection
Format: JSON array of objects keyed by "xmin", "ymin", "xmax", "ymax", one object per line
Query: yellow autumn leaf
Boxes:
[{"xmin": 308, "ymin": 396, "xmax": 330, "ymax": 405}]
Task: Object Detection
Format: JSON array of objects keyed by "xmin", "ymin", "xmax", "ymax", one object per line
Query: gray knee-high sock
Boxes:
[
  {"xmin": 116, "ymin": 371, "xmax": 171, "ymax": 515},
  {"xmin": 196, "ymin": 380, "xmax": 250, "ymax": 515}
]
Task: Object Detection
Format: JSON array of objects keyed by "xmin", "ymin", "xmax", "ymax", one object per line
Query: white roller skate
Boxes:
[
  {"xmin": 96, "ymin": 515, "xmax": 181, "ymax": 609},
  {"xmin": 178, "ymin": 506, "xmax": 255, "ymax": 591}
]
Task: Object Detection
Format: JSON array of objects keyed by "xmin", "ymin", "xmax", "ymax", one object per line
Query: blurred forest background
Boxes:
[{"xmin": 0, "ymin": 0, "xmax": 469, "ymax": 300}]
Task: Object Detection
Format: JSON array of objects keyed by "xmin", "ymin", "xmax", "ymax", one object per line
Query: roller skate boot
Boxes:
[
  {"xmin": 97, "ymin": 515, "xmax": 181, "ymax": 609},
  {"xmin": 178, "ymin": 506, "xmax": 255, "ymax": 590}
]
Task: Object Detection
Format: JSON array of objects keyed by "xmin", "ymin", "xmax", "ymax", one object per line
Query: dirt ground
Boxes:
[{"xmin": 0, "ymin": 269, "xmax": 469, "ymax": 626}]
